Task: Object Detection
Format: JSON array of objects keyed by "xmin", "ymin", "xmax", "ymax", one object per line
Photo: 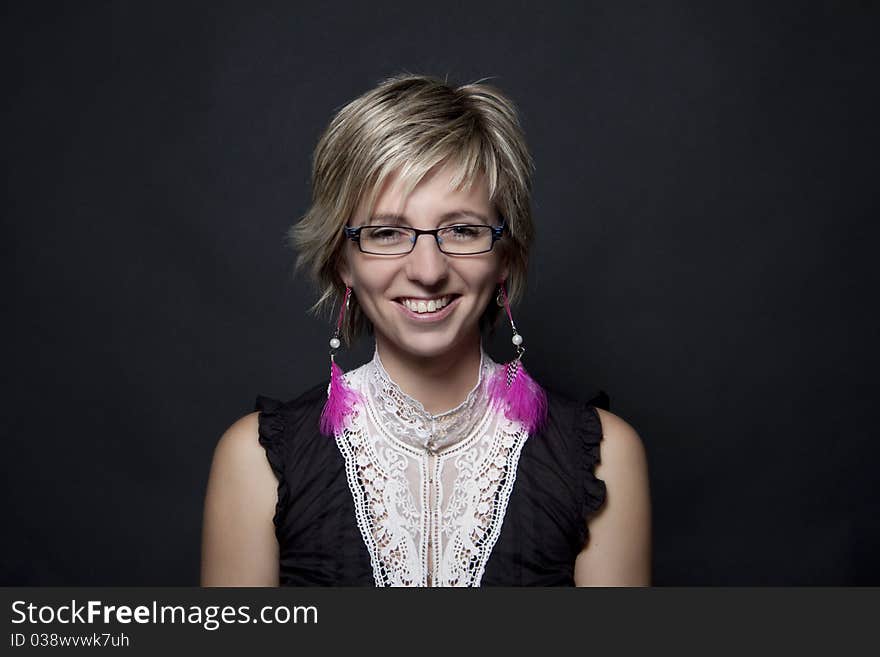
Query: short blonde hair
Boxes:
[{"xmin": 288, "ymin": 73, "xmax": 536, "ymax": 345}]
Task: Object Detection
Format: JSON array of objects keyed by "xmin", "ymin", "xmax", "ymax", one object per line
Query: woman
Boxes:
[{"xmin": 201, "ymin": 74, "xmax": 651, "ymax": 586}]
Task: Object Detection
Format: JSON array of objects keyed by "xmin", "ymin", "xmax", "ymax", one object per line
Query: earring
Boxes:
[
  {"xmin": 487, "ymin": 282, "xmax": 548, "ymax": 433},
  {"xmin": 319, "ymin": 286, "xmax": 362, "ymax": 436}
]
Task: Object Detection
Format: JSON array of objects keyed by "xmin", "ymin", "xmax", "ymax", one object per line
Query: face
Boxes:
[{"xmin": 339, "ymin": 162, "xmax": 508, "ymax": 362}]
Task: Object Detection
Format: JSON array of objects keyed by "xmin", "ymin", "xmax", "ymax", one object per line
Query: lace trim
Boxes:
[
  {"xmin": 336, "ymin": 356, "xmax": 531, "ymax": 587},
  {"xmin": 336, "ymin": 414, "xmax": 424, "ymax": 586},
  {"xmin": 368, "ymin": 345, "xmax": 492, "ymax": 451},
  {"xmin": 437, "ymin": 417, "xmax": 530, "ymax": 586}
]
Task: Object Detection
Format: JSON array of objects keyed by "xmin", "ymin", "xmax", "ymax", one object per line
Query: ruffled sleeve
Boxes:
[
  {"xmin": 586, "ymin": 389, "xmax": 610, "ymax": 412},
  {"xmin": 254, "ymin": 394, "xmax": 289, "ymax": 528},
  {"xmin": 575, "ymin": 392, "xmax": 609, "ymax": 545}
]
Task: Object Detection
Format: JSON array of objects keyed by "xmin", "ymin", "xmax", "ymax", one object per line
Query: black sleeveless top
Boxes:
[{"xmin": 255, "ymin": 382, "xmax": 609, "ymax": 586}]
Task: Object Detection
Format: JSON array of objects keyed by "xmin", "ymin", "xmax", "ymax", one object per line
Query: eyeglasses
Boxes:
[{"xmin": 344, "ymin": 219, "xmax": 506, "ymax": 255}]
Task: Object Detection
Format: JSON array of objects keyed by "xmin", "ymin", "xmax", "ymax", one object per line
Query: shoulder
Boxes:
[
  {"xmin": 202, "ymin": 412, "xmax": 280, "ymax": 586},
  {"xmin": 592, "ymin": 408, "xmax": 649, "ymax": 477},
  {"xmin": 273, "ymin": 381, "xmax": 329, "ymax": 414},
  {"xmin": 210, "ymin": 412, "xmax": 271, "ymax": 481},
  {"xmin": 255, "ymin": 380, "xmax": 329, "ymax": 419},
  {"xmin": 574, "ymin": 407, "xmax": 652, "ymax": 585},
  {"xmin": 540, "ymin": 384, "xmax": 608, "ymax": 429},
  {"xmin": 253, "ymin": 381, "xmax": 329, "ymax": 440},
  {"xmin": 531, "ymin": 386, "xmax": 610, "ymax": 466},
  {"xmin": 210, "ymin": 379, "xmax": 328, "ymax": 479}
]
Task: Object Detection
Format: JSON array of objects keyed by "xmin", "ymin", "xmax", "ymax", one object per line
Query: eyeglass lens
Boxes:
[{"xmin": 359, "ymin": 226, "xmax": 494, "ymax": 255}]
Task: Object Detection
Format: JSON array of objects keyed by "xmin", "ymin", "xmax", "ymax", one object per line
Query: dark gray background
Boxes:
[{"xmin": 3, "ymin": 1, "xmax": 877, "ymax": 585}]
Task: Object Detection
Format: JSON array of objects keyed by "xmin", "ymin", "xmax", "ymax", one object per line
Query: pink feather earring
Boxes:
[
  {"xmin": 319, "ymin": 285, "xmax": 363, "ymax": 436},
  {"xmin": 487, "ymin": 282, "xmax": 548, "ymax": 433}
]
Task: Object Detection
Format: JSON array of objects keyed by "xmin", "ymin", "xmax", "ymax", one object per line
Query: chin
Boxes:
[
  {"xmin": 396, "ymin": 336, "xmax": 460, "ymax": 360},
  {"xmin": 379, "ymin": 323, "xmax": 470, "ymax": 360}
]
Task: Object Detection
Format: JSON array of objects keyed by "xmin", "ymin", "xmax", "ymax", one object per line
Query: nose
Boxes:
[{"xmin": 404, "ymin": 232, "xmax": 449, "ymax": 287}]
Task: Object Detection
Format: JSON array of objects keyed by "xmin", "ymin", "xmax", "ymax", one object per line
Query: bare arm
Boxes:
[
  {"xmin": 201, "ymin": 411, "xmax": 280, "ymax": 586},
  {"xmin": 574, "ymin": 408, "xmax": 652, "ymax": 586}
]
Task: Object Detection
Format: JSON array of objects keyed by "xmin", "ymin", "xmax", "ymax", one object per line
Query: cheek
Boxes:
[
  {"xmin": 350, "ymin": 262, "xmax": 396, "ymax": 300},
  {"xmin": 461, "ymin": 259, "xmax": 503, "ymax": 291}
]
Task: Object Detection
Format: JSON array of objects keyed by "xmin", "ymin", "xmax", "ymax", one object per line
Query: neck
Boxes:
[{"xmin": 374, "ymin": 330, "xmax": 483, "ymax": 416}]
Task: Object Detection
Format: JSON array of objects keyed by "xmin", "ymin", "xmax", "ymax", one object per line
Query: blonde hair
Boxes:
[{"xmin": 288, "ymin": 73, "xmax": 536, "ymax": 345}]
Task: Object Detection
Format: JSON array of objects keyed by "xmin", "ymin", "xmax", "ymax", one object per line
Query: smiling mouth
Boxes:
[{"xmin": 393, "ymin": 294, "xmax": 462, "ymax": 314}]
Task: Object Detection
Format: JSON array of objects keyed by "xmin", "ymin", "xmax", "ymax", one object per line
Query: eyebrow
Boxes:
[{"xmin": 366, "ymin": 210, "xmax": 491, "ymax": 226}]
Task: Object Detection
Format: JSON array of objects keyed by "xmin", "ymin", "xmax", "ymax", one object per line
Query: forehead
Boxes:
[{"xmin": 361, "ymin": 162, "xmax": 492, "ymax": 219}]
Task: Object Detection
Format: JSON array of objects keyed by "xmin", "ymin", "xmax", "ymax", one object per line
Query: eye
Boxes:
[
  {"xmin": 447, "ymin": 225, "xmax": 482, "ymax": 239},
  {"xmin": 366, "ymin": 227, "xmax": 407, "ymax": 242}
]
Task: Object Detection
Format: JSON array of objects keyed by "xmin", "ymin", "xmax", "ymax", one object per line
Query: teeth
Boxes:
[{"xmin": 402, "ymin": 295, "xmax": 452, "ymax": 314}]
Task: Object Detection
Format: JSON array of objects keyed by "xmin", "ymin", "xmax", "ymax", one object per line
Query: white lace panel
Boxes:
[{"xmin": 334, "ymin": 349, "xmax": 531, "ymax": 587}]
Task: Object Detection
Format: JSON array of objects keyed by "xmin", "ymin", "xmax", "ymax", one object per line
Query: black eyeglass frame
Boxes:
[{"xmin": 344, "ymin": 218, "xmax": 506, "ymax": 255}]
